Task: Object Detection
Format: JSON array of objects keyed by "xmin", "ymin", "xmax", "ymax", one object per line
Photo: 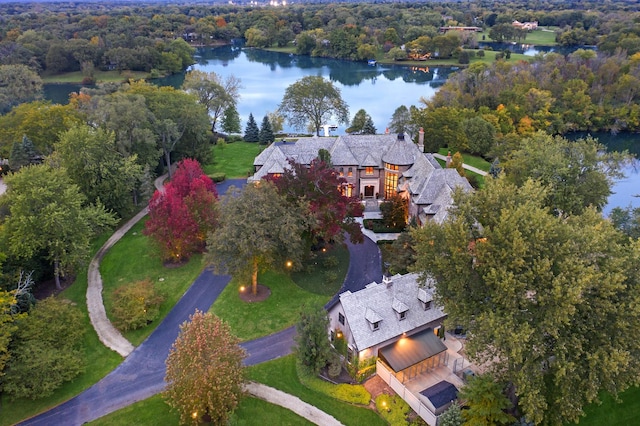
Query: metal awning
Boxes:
[{"xmin": 378, "ymin": 328, "xmax": 447, "ymax": 372}]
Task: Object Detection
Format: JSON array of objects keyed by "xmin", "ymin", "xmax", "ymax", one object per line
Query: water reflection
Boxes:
[{"xmin": 478, "ymin": 42, "xmax": 595, "ymax": 57}]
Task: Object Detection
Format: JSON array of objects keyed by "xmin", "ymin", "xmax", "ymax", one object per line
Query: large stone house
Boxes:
[{"xmin": 249, "ymin": 132, "xmax": 473, "ymax": 225}]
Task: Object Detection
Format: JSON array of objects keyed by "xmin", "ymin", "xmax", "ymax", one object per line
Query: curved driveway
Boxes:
[{"xmin": 18, "ymin": 178, "xmax": 381, "ymax": 426}]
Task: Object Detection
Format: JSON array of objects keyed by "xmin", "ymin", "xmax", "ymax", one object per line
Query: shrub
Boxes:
[
  {"xmin": 297, "ymin": 363, "xmax": 371, "ymax": 405},
  {"xmin": 322, "ymin": 255, "xmax": 339, "ymax": 269},
  {"xmin": 328, "ymin": 352, "xmax": 343, "ymax": 378},
  {"xmin": 209, "ymin": 172, "xmax": 226, "ymax": 183},
  {"xmin": 324, "ymin": 270, "xmax": 338, "ymax": 283},
  {"xmin": 477, "ymin": 49, "xmax": 485, "ymax": 57},
  {"xmin": 375, "ymin": 394, "xmax": 411, "ymax": 426},
  {"xmin": 112, "ymin": 280, "xmax": 165, "ymax": 331}
]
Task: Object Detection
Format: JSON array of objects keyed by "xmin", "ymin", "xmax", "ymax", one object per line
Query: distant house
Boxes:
[
  {"xmin": 512, "ymin": 20, "xmax": 538, "ymax": 31},
  {"xmin": 249, "ymin": 132, "xmax": 473, "ymax": 225}
]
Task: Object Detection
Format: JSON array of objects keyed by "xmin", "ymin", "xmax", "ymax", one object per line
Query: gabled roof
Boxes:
[
  {"xmin": 337, "ymin": 273, "xmax": 444, "ymax": 352},
  {"xmin": 251, "ymin": 134, "xmax": 420, "ymax": 174}
]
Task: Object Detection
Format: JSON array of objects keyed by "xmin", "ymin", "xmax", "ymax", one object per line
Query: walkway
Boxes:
[
  {"xmin": 19, "ymin": 178, "xmax": 381, "ymax": 425},
  {"xmin": 247, "ymin": 383, "xmax": 344, "ymax": 426},
  {"xmin": 432, "ymin": 153, "xmax": 488, "ymax": 176}
]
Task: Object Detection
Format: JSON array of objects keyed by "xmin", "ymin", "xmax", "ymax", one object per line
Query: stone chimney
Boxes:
[
  {"xmin": 418, "ymin": 127, "xmax": 425, "ymax": 152},
  {"xmin": 383, "ymin": 275, "xmax": 393, "ymax": 288}
]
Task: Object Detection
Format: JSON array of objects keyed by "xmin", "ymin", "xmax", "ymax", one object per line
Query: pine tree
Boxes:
[
  {"xmin": 259, "ymin": 114, "xmax": 275, "ymax": 145},
  {"xmin": 221, "ymin": 105, "xmax": 241, "ymax": 134},
  {"xmin": 244, "ymin": 113, "xmax": 259, "ymax": 143},
  {"xmin": 9, "ymin": 135, "xmax": 38, "ymax": 171},
  {"xmin": 362, "ymin": 115, "xmax": 377, "ymax": 134}
]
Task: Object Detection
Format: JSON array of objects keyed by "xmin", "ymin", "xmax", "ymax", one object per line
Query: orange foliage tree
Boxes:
[{"xmin": 164, "ymin": 310, "xmax": 246, "ymax": 425}]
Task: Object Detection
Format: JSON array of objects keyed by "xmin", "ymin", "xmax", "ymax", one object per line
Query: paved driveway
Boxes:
[{"xmin": 19, "ymin": 178, "xmax": 382, "ymax": 425}]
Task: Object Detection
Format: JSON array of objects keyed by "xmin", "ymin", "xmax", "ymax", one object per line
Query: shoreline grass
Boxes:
[{"xmin": 41, "ymin": 70, "xmax": 150, "ymax": 84}]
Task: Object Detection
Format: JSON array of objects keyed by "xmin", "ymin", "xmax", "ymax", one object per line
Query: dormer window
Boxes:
[
  {"xmin": 392, "ymin": 297, "xmax": 409, "ymax": 321},
  {"xmin": 417, "ymin": 288, "xmax": 433, "ymax": 311},
  {"xmin": 365, "ymin": 307, "xmax": 382, "ymax": 331}
]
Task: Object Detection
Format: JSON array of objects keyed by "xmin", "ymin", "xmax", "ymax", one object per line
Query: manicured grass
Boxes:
[
  {"xmin": 88, "ymin": 392, "xmax": 314, "ymax": 426},
  {"xmin": 100, "ymin": 220, "xmax": 205, "ymax": 346},
  {"xmin": 475, "ymin": 28, "xmax": 558, "ymax": 46},
  {"xmin": 438, "ymin": 148, "xmax": 491, "ymax": 172},
  {"xmin": 577, "ymin": 386, "xmax": 640, "ymax": 425},
  {"xmin": 291, "ymin": 244, "xmax": 349, "ymax": 296},
  {"xmin": 0, "ymin": 233, "xmax": 123, "ymax": 426},
  {"xmin": 41, "ymin": 70, "xmax": 149, "ymax": 84},
  {"xmin": 247, "ymin": 355, "xmax": 386, "ymax": 426},
  {"xmin": 204, "ymin": 141, "xmax": 263, "ymax": 179},
  {"xmin": 89, "ymin": 394, "xmax": 179, "ymax": 426},
  {"xmin": 211, "ymin": 270, "xmax": 328, "ymax": 341}
]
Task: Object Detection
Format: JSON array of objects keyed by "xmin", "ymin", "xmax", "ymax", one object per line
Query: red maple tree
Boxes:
[
  {"xmin": 144, "ymin": 159, "xmax": 218, "ymax": 262},
  {"xmin": 268, "ymin": 158, "xmax": 363, "ymax": 249}
]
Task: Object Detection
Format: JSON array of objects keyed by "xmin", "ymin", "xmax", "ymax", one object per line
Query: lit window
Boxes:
[
  {"xmin": 339, "ymin": 168, "xmax": 344, "ymax": 177},
  {"xmin": 338, "ymin": 312, "xmax": 345, "ymax": 325},
  {"xmin": 384, "ymin": 171, "xmax": 398, "ymax": 198},
  {"xmin": 365, "ymin": 166, "xmax": 374, "ymax": 175},
  {"xmin": 348, "ymin": 167, "xmax": 353, "ymax": 177}
]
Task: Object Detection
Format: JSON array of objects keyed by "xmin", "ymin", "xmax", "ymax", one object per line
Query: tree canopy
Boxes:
[
  {"xmin": 411, "ymin": 177, "xmax": 640, "ymax": 425},
  {"xmin": 144, "ymin": 159, "xmax": 218, "ymax": 262},
  {"xmin": 278, "ymin": 76, "xmax": 349, "ymax": 136},
  {"xmin": 3, "ymin": 297, "xmax": 86, "ymax": 400},
  {"xmin": 182, "ymin": 70, "xmax": 241, "ymax": 134},
  {"xmin": 164, "ymin": 310, "xmax": 245, "ymax": 425},
  {"xmin": 268, "ymin": 158, "xmax": 363, "ymax": 250},
  {"xmin": 2, "ymin": 164, "xmax": 116, "ymax": 289},
  {"xmin": 206, "ymin": 181, "xmax": 307, "ymax": 295}
]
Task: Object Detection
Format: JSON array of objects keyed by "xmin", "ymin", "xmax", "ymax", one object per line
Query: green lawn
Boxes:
[
  {"xmin": 41, "ymin": 70, "xmax": 149, "ymax": 84},
  {"xmin": 211, "ymin": 270, "xmax": 329, "ymax": 341},
  {"xmin": 475, "ymin": 27, "xmax": 558, "ymax": 46},
  {"xmin": 88, "ymin": 393, "xmax": 313, "ymax": 426},
  {"xmin": 0, "ymin": 233, "xmax": 123, "ymax": 426},
  {"xmin": 438, "ymin": 148, "xmax": 491, "ymax": 172},
  {"xmin": 100, "ymin": 220, "xmax": 206, "ymax": 346},
  {"xmin": 248, "ymin": 355, "xmax": 386, "ymax": 426},
  {"xmin": 577, "ymin": 386, "xmax": 640, "ymax": 425},
  {"xmin": 204, "ymin": 141, "xmax": 263, "ymax": 179},
  {"xmin": 291, "ymin": 244, "xmax": 349, "ymax": 296}
]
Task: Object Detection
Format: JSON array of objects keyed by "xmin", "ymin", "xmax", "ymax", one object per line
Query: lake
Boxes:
[{"xmin": 43, "ymin": 44, "xmax": 638, "ymax": 213}]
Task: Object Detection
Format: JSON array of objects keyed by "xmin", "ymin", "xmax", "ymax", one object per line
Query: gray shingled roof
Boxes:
[
  {"xmin": 338, "ymin": 273, "xmax": 445, "ymax": 352},
  {"xmin": 381, "ymin": 135, "xmax": 418, "ymax": 166}
]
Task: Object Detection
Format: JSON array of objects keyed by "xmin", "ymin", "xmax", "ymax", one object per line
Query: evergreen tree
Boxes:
[
  {"xmin": 439, "ymin": 403, "xmax": 463, "ymax": 426},
  {"xmin": 259, "ymin": 115, "xmax": 275, "ymax": 145},
  {"xmin": 294, "ymin": 303, "xmax": 332, "ymax": 375},
  {"xmin": 9, "ymin": 135, "xmax": 38, "ymax": 171},
  {"xmin": 244, "ymin": 113, "xmax": 259, "ymax": 143},
  {"xmin": 362, "ymin": 115, "xmax": 377, "ymax": 134},
  {"xmin": 221, "ymin": 105, "xmax": 241, "ymax": 134}
]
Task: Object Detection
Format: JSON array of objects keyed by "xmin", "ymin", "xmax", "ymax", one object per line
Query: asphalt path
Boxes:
[{"xmin": 18, "ymin": 178, "xmax": 382, "ymax": 425}]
